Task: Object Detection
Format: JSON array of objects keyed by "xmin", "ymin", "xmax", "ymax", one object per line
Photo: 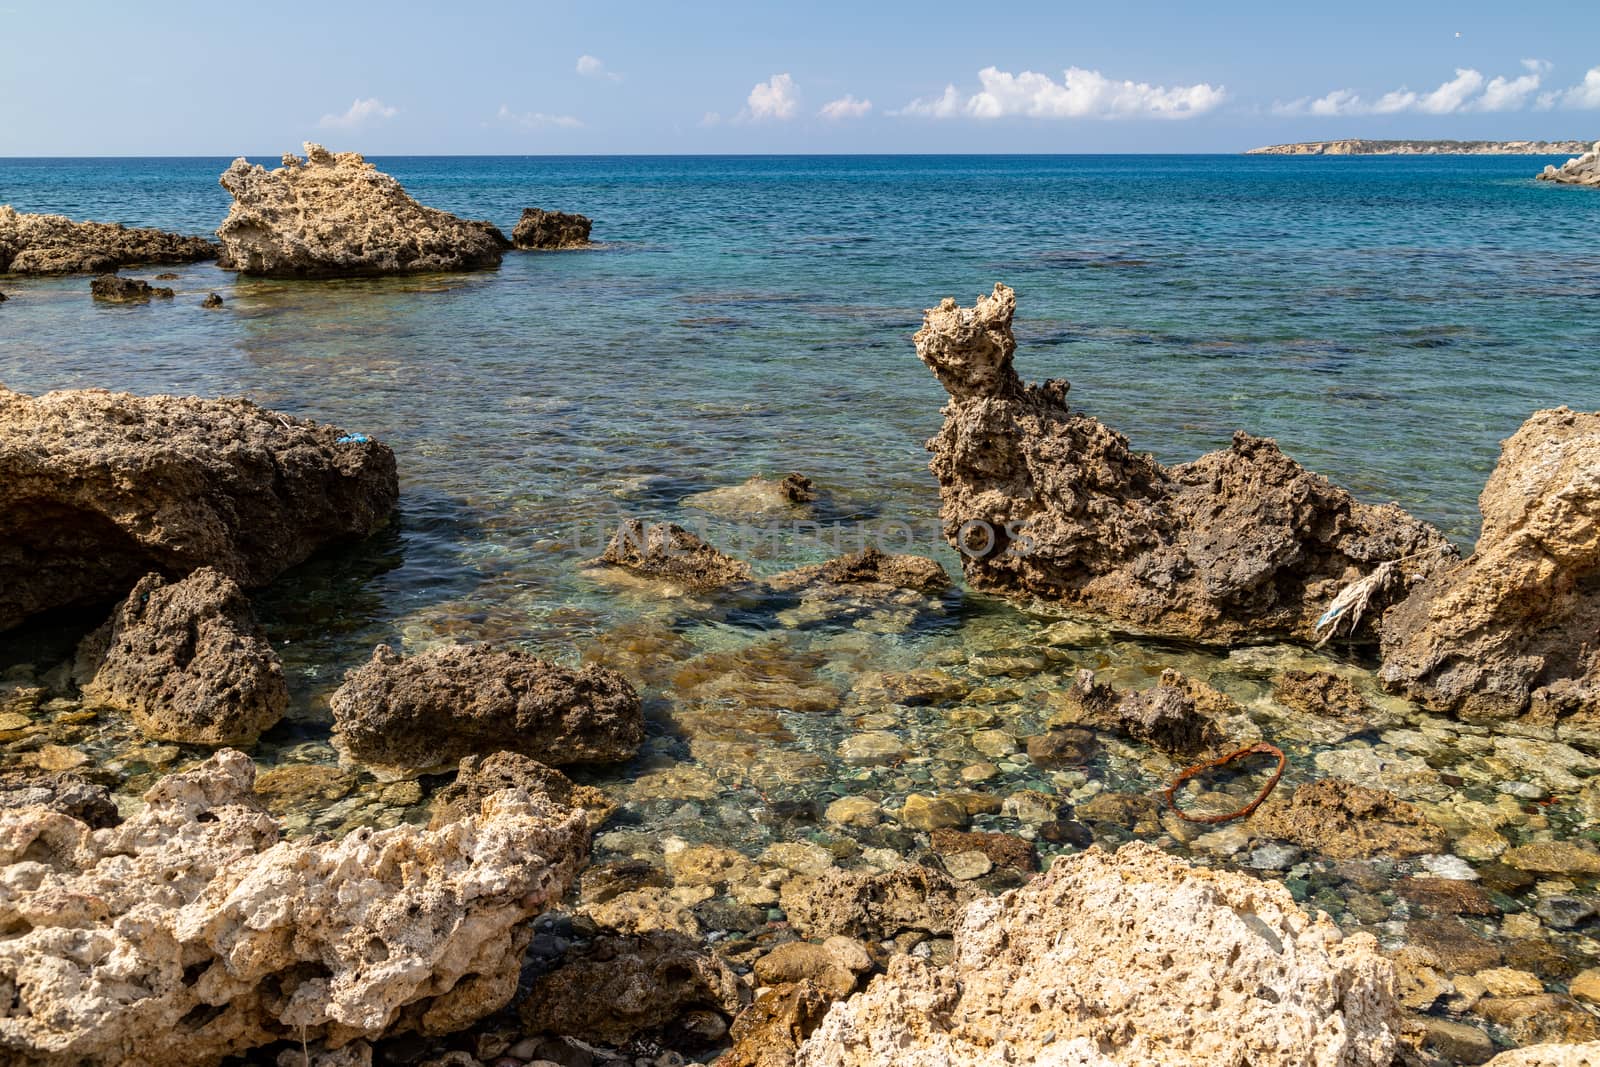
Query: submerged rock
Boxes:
[
  {"xmin": 0, "ymin": 205, "xmax": 217, "ymax": 274},
  {"xmin": 915, "ymin": 283, "xmax": 1455, "ymax": 643},
  {"xmin": 330, "ymin": 643, "xmax": 643, "ymax": 775},
  {"xmin": 201, "ymin": 292, "xmax": 223, "ymax": 308},
  {"xmin": 215, "ymin": 144, "xmax": 507, "ymax": 277},
  {"xmin": 0, "ymin": 749, "xmax": 589, "ymax": 1067},
  {"xmin": 769, "ymin": 546, "xmax": 950, "ymax": 596},
  {"xmin": 1537, "ymin": 142, "xmax": 1600, "ymax": 187},
  {"xmin": 89, "ymin": 274, "xmax": 173, "ymax": 302},
  {"xmin": 0, "ymin": 386, "xmax": 397, "ymax": 631},
  {"xmin": 592, "ymin": 518, "xmax": 754, "ymax": 589},
  {"xmin": 428, "ymin": 750, "xmax": 616, "ymax": 831},
  {"xmin": 779, "ymin": 864, "xmax": 975, "ymax": 942},
  {"xmin": 1251, "ymin": 778, "xmax": 1448, "ymax": 860},
  {"xmin": 511, "ymin": 208, "xmax": 593, "ymax": 249},
  {"xmin": 795, "ymin": 843, "xmax": 1398, "ymax": 1067},
  {"xmin": 683, "ymin": 472, "xmax": 816, "ymax": 517},
  {"xmin": 74, "ymin": 568, "xmax": 286, "ymax": 746},
  {"xmin": 1380, "ymin": 408, "xmax": 1600, "ymax": 729}
]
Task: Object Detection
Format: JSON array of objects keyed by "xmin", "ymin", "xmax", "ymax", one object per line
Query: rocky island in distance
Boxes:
[{"xmin": 1246, "ymin": 138, "xmax": 1593, "ymax": 155}]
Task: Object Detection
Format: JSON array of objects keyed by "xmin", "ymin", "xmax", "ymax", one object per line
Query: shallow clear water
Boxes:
[{"xmin": 3, "ymin": 156, "xmax": 1600, "ymax": 1037}]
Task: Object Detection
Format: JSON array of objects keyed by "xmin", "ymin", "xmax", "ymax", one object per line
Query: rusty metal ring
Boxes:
[{"xmin": 1156, "ymin": 741, "xmax": 1287, "ymax": 825}]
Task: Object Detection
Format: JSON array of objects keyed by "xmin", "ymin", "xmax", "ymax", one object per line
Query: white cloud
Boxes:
[
  {"xmin": 819, "ymin": 94, "xmax": 872, "ymax": 120},
  {"xmin": 896, "ymin": 67, "xmax": 1225, "ymax": 120},
  {"xmin": 577, "ymin": 54, "xmax": 622, "ymax": 81},
  {"xmin": 1543, "ymin": 66, "xmax": 1600, "ymax": 110},
  {"xmin": 700, "ymin": 111, "xmax": 723, "ymax": 126},
  {"xmin": 317, "ymin": 97, "xmax": 398, "ymax": 129},
  {"xmin": 495, "ymin": 104, "xmax": 582, "ymax": 129},
  {"xmin": 1274, "ymin": 62, "xmax": 1562, "ymax": 117},
  {"xmin": 745, "ymin": 73, "xmax": 799, "ymax": 121}
]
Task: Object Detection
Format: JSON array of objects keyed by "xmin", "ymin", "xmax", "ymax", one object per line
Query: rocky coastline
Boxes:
[
  {"xmin": 1248, "ymin": 139, "xmax": 1594, "ymax": 156},
  {"xmin": 2, "ymin": 255, "xmax": 1600, "ymax": 1067},
  {"xmin": 1537, "ymin": 142, "xmax": 1600, "ymax": 187}
]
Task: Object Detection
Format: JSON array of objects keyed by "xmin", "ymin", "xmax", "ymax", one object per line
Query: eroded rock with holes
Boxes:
[
  {"xmin": 511, "ymin": 208, "xmax": 593, "ymax": 249},
  {"xmin": 0, "ymin": 386, "xmax": 397, "ymax": 631},
  {"xmin": 915, "ymin": 283, "xmax": 1455, "ymax": 643},
  {"xmin": 74, "ymin": 568, "xmax": 287, "ymax": 747},
  {"xmin": 0, "ymin": 205, "xmax": 216, "ymax": 274},
  {"xmin": 796, "ymin": 842, "xmax": 1398, "ymax": 1067},
  {"xmin": 1537, "ymin": 142, "xmax": 1600, "ymax": 188},
  {"xmin": 216, "ymin": 144, "xmax": 508, "ymax": 277},
  {"xmin": 0, "ymin": 749, "xmax": 590, "ymax": 1067}
]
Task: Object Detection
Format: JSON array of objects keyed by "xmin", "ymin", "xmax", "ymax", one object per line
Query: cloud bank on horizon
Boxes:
[{"xmin": 1275, "ymin": 61, "xmax": 1600, "ymax": 117}]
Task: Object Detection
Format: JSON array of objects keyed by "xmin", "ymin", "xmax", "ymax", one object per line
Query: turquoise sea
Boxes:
[{"xmin": 3, "ymin": 157, "xmax": 1600, "ymax": 997}]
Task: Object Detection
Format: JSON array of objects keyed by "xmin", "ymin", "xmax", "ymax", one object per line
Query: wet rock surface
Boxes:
[
  {"xmin": 330, "ymin": 643, "xmax": 644, "ymax": 774},
  {"xmin": 1537, "ymin": 142, "xmax": 1600, "ymax": 187},
  {"xmin": 428, "ymin": 751, "xmax": 616, "ymax": 831},
  {"xmin": 89, "ymin": 274, "xmax": 173, "ymax": 302},
  {"xmin": 0, "ymin": 205, "xmax": 216, "ymax": 274},
  {"xmin": 779, "ymin": 864, "xmax": 975, "ymax": 941},
  {"xmin": 0, "ymin": 385, "xmax": 398, "ymax": 630},
  {"xmin": 592, "ymin": 519, "xmax": 754, "ymax": 590},
  {"xmin": 216, "ymin": 143, "xmax": 508, "ymax": 277},
  {"xmin": 511, "ymin": 208, "xmax": 593, "ymax": 249},
  {"xmin": 0, "ymin": 749, "xmax": 590, "ymax": 1067},
  {"xmin": 916, "ymin": 283, "xmax": 1455, "ymax": 643},
  {"xmin": 796, "ymin": 843, "xmax": 1399, "ymax": 1067},
  {"xmin": 1252, "ymin": 778, "xmax": 1448, "ymax": 859},
  {"xmin": 73, "ymin": 568, "xmax": 287, "ymax": 747},
  {"xmin": 1380, "ymin": 408, "xmax": 1600, "ymax": 729}
]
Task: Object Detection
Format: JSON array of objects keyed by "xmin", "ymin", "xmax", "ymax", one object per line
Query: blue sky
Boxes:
[{"xmin": 3, "ymin": 0, "xmax": 1599, "ymax": 154}]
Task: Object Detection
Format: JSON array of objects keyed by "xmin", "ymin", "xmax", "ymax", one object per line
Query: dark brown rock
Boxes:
[
  {"xmin": 330, "ymin": 643, "xmax": 643, "ymax": 774},
  {"xmin": 1405, "ymin": 917, "xmax": 1503, "ymax": 974},
  {"xmin": 1075, "ymin": 791, "xmax": 1162, "ymax": 833},
  {"xmin": 90, "ymin": 274, "xmax": 173, "ymax": 302},
  {"xmin": 511, "ymin": 208, "xmax": 593, "ymax": 250},
  {"xmin": 1274, "ymin": 670, "xmax": 1372, "ymax": 721},
  {"xmin": 929, "ymin": 827, "xmax": 1038, "ymax": 871},
  {"xmin": 74, "ymin": 568, "xmax": 287, "ymax": 747},
  {"xmin": 0, "ymin": 769, "xmax": 119, "ymax": 828},
  {"xmin": 518, "ymin": 930, "xmax": 746, "ymax": 1045},
  {"xmin": 0, "ymin": 385, "xmax": 398, "ymax": 631},
  {"xmin": 1252, "ymin": 778, "xmax": 1447, "ymax": 860},
  {"xmin": 593, "ymin": 518, "xmax": 753, "ymax": 589},
  {"xmin": 428, "ymin": 751, "xmax": 615, "ymax": 830},
  {"xmin": 1381, "ymin": 408, "xmax": 1600, "ymax": 729},
  {"xmin": 1024, "ymin": 727, "xmax": 1099, "ymax": 767},
  {"xmin": 0, "ymin": 205, "xmax": 217, "ymax": 274},
  {"xmin": 201, "ymin": 292, "xmax": 223, "ymax": 308},
  {"xmin": 770, "ymin": 546, "xmax": 951, "ymax": 596},
  {"xmin": 778, "ymin": 864, "xmax": 975, "ymax": 941},
  {"xmin": 915, "ymin": 283, "xmax": 1455, "ymax": 644},
  {"xmin": 1396, "ymin": 877, "xmax": 1500, "ymax": 918},
  {"xmin": 1113, "ymin": 670, "xmax": 1226, "ymax": 756}
]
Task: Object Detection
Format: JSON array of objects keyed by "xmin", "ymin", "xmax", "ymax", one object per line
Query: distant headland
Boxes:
[{"xmin": 1246, "ymin": 138, "xmax": 1592, "ymax": 156}]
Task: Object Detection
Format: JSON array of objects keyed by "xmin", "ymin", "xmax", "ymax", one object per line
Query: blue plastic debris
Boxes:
[{"xmin": 336, "ymin": 433, "xmax": 371, "ymax": 444}]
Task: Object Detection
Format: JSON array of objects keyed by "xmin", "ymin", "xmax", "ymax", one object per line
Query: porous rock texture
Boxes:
[
  {"xmin": 779, "ymin": 864, "xmax": 974, "ymax": 942},
  {"xmin": 1251, "ymin": 778, "xmax": 1448, "ymax": 860},
  {"xmin": 0, "ymin": 205, "xmax": 217, "ymax": 274},
  {"xmin": 768, "ymin": 546, "xmax": 950, "ymax": 596},
  {"xmin": 915, "ymin": 283, "xmax": 1455, "ymax": 643},
  {"xmin": 330, "ymin": 643, "xmax": 643, "ymax": 775},
  {"xmin": 73, "ymin": 568, "xmax": 287, "ymax": 747},
  {"xmin": 0, "ymin": 749, "xmax": 590, "ymax": 1067},
  {"xmin": 428, "ymin": 751, "xmax": 616, "ymax": 832},
  {"xmin": 216, "ymin": 144, "xmax": 508, "ymax": 277},
  {"xmin": 795, "ymin": 842, "xmax": 1398, "ymax": 1067},
  {"xmin": 0, "ymin": 385, "xmax": 398, "ymax": 631},
  {"xmin": 593, "ymin": 519, "xmax": 754, "ymax": 589},
  {"xmin": 1380, "ymin": 408, "xmax": 1600, "ymax": 731},
  {"xmin": 1538, "ymin": 142, "xmax": 1600, "ymax": 187},
  {"xmin": 0, "ymin": 770, "xmax": 119, "ymax": 828},
  {"xmin": 1484, "ymin": 1043, "xmax": 1600, "ymax": 1066},
  {"xmin": 511, "ymin": 208, "xmax": 593, "ymax": 249}
]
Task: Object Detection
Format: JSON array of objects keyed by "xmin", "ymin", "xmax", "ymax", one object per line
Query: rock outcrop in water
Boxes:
[
  {"xmin": 73, "ymin": 568, "xmax": 287, "ymax": 747},
  {"xmin": 215, "ymin": 144, "xmax": 508, "ymax": 277},
  {"xmin": 512, "ymin": 208, "xmax": 593, "ymax": 249},
  {"xmin": 89, "ymin": 274, "xmax": 173, "ymax": 302},
  {"xmin": 0, "ymin": 749, "xmax": 590, "ymax": 1067},
  {"xmin": 915, "ymin": 283, "xmax": 1456, "ymax": 643},
  {"xmin": 1538, "ymin": 143, "xmax": 1600, "ymax": 187},
  {"xmin": 795, "ymin": 843, "xmax": 1398, "ymax": 1067},
  {"xmin": 329, "ymin": 643, "xmax": 644, "ymax": 775},
  {"xmin": 1380, "ymin": 408, "xmax": 1600, "ymax": 733},
  {"xmin": 593, "ymin": 519, "xmax": 755, "ymax": 590},
  {"xmin": 0, "ymin": 205, "xmax": 217, "ymax": 275},
  {"xmin": 0, "ymin": 386, "xmax": 398, "ymax": 631}
]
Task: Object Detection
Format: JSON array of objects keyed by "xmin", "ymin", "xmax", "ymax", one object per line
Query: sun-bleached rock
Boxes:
[
  {"xmin": 0, "ymin": 386, "xmax": 397, "ymax": 631},
  {"xmin": 330, "ymin": 643, "xmax": 643, "ymax": 775},
  {"xmin": 1484, "ymin": 1041, "xmax": 1600, "ymax": 1066},
  {"xmin": 216, "ymin": 144, "xmax": 508, "ymax": 277},
  {"xmin": 1380, "ymin": 408, "xmax": 1600, "ymax": 729},
  {"xmin": 1538, "ymin": 142, "xmax": 1600, "ymax": 188},
  {"xmin": 796, "ymin": 842, "xmax": 1398, "ymax": 1067},
  {"xmin": 73, "ymin": 568, "xmax": 287, "ymax": 746},
  {"xmin": 915, "ymin": 283, "xmax": 1455, "ymax": 644},
  {"xmin": 0, "ymin": 205, "xmax": 216, "ymax": 274},
  {"xmin": 0, "ymin": 749, "xmax": 590, "ymax": 1067}
]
